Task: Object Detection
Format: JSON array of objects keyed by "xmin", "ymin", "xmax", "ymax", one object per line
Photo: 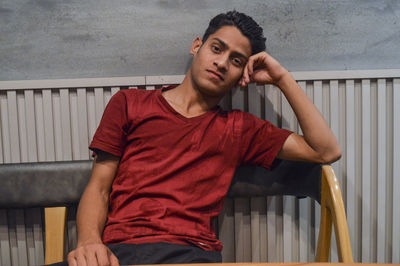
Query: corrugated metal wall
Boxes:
[{"xmin": 0, "ymin": 70, "xmax": 399, "ymax": 265}]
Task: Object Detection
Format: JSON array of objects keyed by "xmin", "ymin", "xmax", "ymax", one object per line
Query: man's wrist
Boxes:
[
  {"xmin": 77, "ymin": 237, "xmax": 103, "ymax": 247},
  {"xmin": 274, "ymin": 71, "xmax": 294, "ymax": 90}
]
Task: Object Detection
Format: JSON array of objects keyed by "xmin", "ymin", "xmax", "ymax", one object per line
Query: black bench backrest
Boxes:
[
  {"xmin": 0, "ymin": 159, "xmax": 321, "ymax": 208},
  {"xmin": 0, "ymin": 160, "xmax": 92, "ymax": 208}
]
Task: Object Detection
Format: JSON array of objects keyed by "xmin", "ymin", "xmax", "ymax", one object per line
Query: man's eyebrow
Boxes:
[{"xmin": 212, "ymin": 37, "xmax": 249, "ymax": 61}]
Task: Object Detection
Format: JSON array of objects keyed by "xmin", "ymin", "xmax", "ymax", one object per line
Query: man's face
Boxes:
[{"xmin": 190, "ymin": 26, "xmax": 252, "ymax": 97}]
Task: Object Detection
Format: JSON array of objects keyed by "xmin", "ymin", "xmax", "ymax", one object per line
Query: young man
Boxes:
[{"xmin": 67, "ymin": 11, "xmax": 341, "ymax": 266}]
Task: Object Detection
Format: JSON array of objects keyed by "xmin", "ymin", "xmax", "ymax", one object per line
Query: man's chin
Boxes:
[{"xmin": 192, "ymin": 75, "xmax": 234, "ymax": 98}]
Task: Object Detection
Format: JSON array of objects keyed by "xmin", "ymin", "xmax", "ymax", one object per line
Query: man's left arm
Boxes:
[{"xmin": 239, "ymin": 52, "xmax": 341, "ymax": 164}]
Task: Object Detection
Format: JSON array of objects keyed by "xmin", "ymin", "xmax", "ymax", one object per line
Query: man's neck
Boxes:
[{"xmin": 161, "ymin": 71, "xmax": 222, "ymax": 118}]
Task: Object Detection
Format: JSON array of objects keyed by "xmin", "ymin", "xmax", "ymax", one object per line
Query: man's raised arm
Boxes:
[
  {"xmin": 239, "ymin": 52, "xmax": 342, "ymax": 164},
  {"xmin": 67, "ymin": 151, "xmax": 120, "ymax": 266}
]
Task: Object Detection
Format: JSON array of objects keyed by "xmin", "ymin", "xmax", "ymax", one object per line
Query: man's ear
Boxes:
[{"xmin": 190, "ymin": 37, "xmax": 202, "ymax": 55}]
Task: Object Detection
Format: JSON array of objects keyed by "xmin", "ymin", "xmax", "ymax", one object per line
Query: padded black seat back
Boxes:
[
  {"xmin": 0, "ymin": 160, "xmax": 321, "ymax": 208},
  {"xmin": 228, "ymin": 160, "xmax": 322, "ymax": 203},
  {"xmin": 0, "ymin": 160, "xmax": 92, "ymax": 208}
]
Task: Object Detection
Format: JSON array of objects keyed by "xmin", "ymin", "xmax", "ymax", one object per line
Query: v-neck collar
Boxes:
[{"xmin": 157, "ymin": 86, "xmax": 220, "ymax": 123}]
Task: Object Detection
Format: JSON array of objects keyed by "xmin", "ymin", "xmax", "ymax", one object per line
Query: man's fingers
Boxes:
[
  {"xmin": 242, "ymin": 52, "xmax": 271, "ymax": 86},
  {"xmin": 245, "ymin": 56, "xmax": 256, "ymax": 83},
  {"xmin": 247, "ymin": 56, "xmax": 255, "ymax": 77},
  {"xmin": 237, "ymin": 77, "xmax": 243, "ymax": 87},
  {"xmin": 95, "ymin": 246, "xmax": 112, "ymax": 266},
  {"xmin": 68, "ymin": 243, "xmax": 116, "ymax": 266},
  {"xmin": 67, "ymin": 255, "xmax": 78, "ymax": 266},
  {"xmin": 245, "ymin": 53, "xmax": 265, "ymax": 82},
  {"xmin": 75, "ymin": 253, "xmax": 88, "ymax": 266},
  {"xmin": 242, "ymin": 61, "xmax": 250, "ymax": 84},
  {"xmin": 95, "ymin": 246, "xmax": 120, "ymax": 266},
  {"xmin": 109, "ymin": 252, "xmax": 120, "ymax": 266},
  {"xmin": 86, "ymin": 251, "xmax": 99, "ymax": 266}
]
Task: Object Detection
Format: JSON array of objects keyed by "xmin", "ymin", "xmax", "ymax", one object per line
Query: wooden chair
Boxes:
[{"xmin": 0, "ymin": 160, "xmax": 353, "ymax": 264}]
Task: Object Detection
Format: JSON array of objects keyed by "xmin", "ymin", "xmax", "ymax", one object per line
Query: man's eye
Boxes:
[
  {"xmin": 232, "ymin": 58, "xmax": 243, "ymax": 66},
  {"xmin": 211, "ymin": 45, "xmax": 220, "ymax": 53}
]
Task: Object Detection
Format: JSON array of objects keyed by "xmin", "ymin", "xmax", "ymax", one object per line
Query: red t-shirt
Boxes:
[{"xmin": 89, "ymin": 87, "xmax": 292, "ymax": 251}]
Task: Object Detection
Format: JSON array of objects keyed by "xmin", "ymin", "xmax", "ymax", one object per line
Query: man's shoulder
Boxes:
[
  {"xmin": 120, "ymin": 87, "xmax": 155, "ymax": 96},
  {"xmin": 114, "ymin": 87, "xmax": 157, "ymax": 101}
]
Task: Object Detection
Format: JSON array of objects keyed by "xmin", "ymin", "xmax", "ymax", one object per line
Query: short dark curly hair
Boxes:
[{"xmin": 202, "ymin": 10, "xmax": 266, "ymax": 55}]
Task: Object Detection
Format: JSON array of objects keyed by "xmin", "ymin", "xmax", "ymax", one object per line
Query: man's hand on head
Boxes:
[
  {"xmin": 238, "ymin": 51, "xmax": 289, "ymax": 87},
  {"xmin": 67, "ymin": 242, "xmax": 119, "ymax": 266}
]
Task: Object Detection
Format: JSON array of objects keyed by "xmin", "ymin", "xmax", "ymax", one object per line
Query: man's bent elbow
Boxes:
[{"xmin": 320, "ymin": 146, "xmax": 342, "ymax": 164}]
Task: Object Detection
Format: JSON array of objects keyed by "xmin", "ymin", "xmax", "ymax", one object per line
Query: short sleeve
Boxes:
[
  {"xmin": 238, "ymin": 112, "xmax": 292, "ymax": 170},
  {"xmin": 89, "ymin": 91, "xmax": 129, "ymax": 157}
]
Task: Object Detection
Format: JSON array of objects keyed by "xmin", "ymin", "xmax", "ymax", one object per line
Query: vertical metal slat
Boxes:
[
  {"xmin": 7, "ymin": 91, "xmax": 20, "ymax": 163},
  {"xmin": 7, "ymin": 210, "xmax": 18, "ymax": 266},
  {"xmin": 361, "ymin": 79, "xmax": 372, "ymax": 262},
  {"xmin": 34, "ymin": 91, "xmax": 46, "ymax": 162},
  {"xmin": 392, "ymin": 79, "xmax": 400, "ymax": 263},
  {"xmin": 60, "ymin": 89, "xmax": 72, "ymax": 160},
  {"xmin": 94, "ymin": 88, "xmax": 105, "ymax": 127},
  {"xmin": 16, "ymin": 210, "xmax": 28, "ymax": 266},
  {"xmin": 77, "ymin": 88, "xmax": 89, "ymax": 159},
  {"xmin": 248, "ymin": 84, "xmax": 263, "ymax": 119},
  {"xmin": 52, "ymin": 90, "xmax": 63, "ymax": 161},
  {"xmin": 87, "ymin": 89, "xmax": 97, "ymax": 146},
  {"xmin": 0, "ymin": 92, "xmax": 11, "ymax": 163},
  {"xmin": 24, "ymin": 90, "xmax": 37, "ymax": 162},
  {"xmin": 16, "ymin": 92, "xmax": 28, "ymax": 163},
  {"xmin": 234, "ymin": 198, "xmax": 251, "ymax": 262},
  {"xmin": 376, "ymin": 79, "xmax": 387, "ymax": 263},
  {"xmin": 219, "ymin": 198, "xmax": 235, "ymax": 262},
  {"xmin": 266, "ymin": 196, "xmax": 277, "ymax": 262},
  {"xmin": 232, "ymin": 87, "xmax": 246, "ymax": 111},
  {"xmin": 42, "ymin": 89, "xmax": 56, "ymax": 161},
  {"xmin": 250, "ymin": 197, "xmax": 266, "ymax": 262},
  {"xmin": 69, "ymin": 90, "xmax": 81, "ymax": 160},
  {"xmin": 0, "ymin": 209, "xmax": 11, "ymax": 266}
]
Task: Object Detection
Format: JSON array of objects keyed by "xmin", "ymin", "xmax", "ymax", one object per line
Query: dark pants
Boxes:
[{"xmin": 50, "ymin": 242, "xmax": 222, "ymax": 265}]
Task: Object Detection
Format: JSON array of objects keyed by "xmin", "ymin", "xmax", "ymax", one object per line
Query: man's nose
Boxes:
[{"xmin": 213, "ymin": 55, "xmax": 229, "ymax": 72}]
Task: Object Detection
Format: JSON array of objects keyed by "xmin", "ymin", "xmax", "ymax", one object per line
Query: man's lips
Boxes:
[{"xmin": 206, "ymin": 70, "xmax": 224, "ymax": 81}]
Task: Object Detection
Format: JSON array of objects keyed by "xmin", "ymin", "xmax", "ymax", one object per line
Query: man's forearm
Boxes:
[
  {"xmin": 276, "ymin": 72, "xmax": 341, "ymax": 162},
  {"xmin": 68, "ymin": 153, "xmax": 119, "ymax": 265},
  {"xmin": 76, "ymin": 185, "xmax": 109, "ymax": 246}
]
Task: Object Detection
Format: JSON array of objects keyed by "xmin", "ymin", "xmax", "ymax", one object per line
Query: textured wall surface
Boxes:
[{"xmin": 1, "ymin": 0, "xmax": 399, "ymax": 81}]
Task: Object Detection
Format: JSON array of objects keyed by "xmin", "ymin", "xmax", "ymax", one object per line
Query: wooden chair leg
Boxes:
[{"xmin": 45, "ymin": 206, "xmax": 67, "ymax": 265}]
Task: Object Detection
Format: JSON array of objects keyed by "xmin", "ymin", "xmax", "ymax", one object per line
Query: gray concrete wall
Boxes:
[{"xmin": 1, "ymin": 0, "xmax": 399, "ymax": 81}]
